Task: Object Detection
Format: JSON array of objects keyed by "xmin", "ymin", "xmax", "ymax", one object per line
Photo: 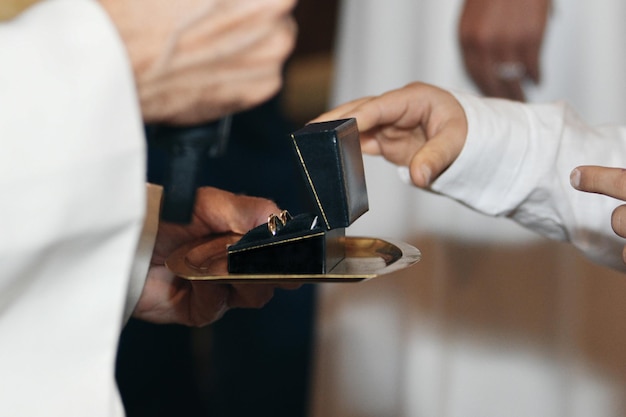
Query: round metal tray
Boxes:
[{"xmin": 165, "ymin": 234, "xmax": 421, "ymax": 283}]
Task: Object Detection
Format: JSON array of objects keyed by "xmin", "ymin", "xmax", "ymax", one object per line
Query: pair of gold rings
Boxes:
[{"xmin": 267, "ymin": 210, "xmax": 293, "ymax": 236}]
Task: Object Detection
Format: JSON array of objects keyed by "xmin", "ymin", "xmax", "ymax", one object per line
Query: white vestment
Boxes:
[{"xmin": 0, "ymin": 0, "xmax": 154, "ymax": 415}]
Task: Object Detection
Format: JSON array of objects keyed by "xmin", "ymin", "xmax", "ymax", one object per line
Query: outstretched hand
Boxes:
[
  {"xmin": 311, "ymin": 82, "xmax": 468, "ymax": 188},
  {"xmin": 571, "ymin": 166, "xmax": 626, "ymax": 264},
  {"xmin": 133, "ymin": 186, "xmax": 298, "ymax": 327}
]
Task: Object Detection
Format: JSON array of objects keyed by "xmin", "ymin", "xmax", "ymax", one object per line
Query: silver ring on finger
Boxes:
[{"xmin": 494, "ymin": 62, "xmax": 526, "ymax": 81}]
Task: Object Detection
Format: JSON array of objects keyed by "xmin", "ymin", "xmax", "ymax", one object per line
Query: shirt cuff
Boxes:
[
  {"xmin": 123, "ymin": 183, "xmax": 162, "ymax": 323},
  {"xmin": 430, "ymin": 91, "xmax": 564, "ymax": 218}
]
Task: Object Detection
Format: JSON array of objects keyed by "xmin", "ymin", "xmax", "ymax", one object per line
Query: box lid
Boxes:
[{"xmin": 290, "ymin": 118, "xmax": 368, "ymax": 230}]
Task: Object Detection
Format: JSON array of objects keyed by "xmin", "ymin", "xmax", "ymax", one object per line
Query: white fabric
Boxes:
[
  {"xmin": 0, "ymin": 0, "xmax": 147, "ymax": 416},
  {"xmin": 311, "ymin": 1, "xmax": 626, "ymax": 416},
  {"xmin": 435, "ymin": 93, "xmax": 626, "ymax": 271},
  {"xmin": 124, "ymin": 184, "xmax": 162, "ymax": 323}
]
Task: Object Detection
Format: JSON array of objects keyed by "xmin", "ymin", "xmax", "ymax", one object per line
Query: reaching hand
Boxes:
[
  {"xmin": 571, "ymin": 166, "xmax": 626, "ymax": 264},
  {"xmin": 311, "ymin": 82, "xmax": 468, "ymax": 188},
  {"xmin": 458, "ymin": 0, "xmax": 551, "ymax": 101},
  {"xmin": 133, "ymin": 186, "xmax": 298, "ymax": 327},
  {"xmin": 99, "ymin": 0, "xmax": 297, "ymax": 124}
]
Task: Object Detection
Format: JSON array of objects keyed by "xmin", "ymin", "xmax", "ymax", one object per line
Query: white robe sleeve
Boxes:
[
  {"xmin": 124, "ymin": 183, "xmax": 162, "ymax": 323},
  {"xmin": 430, "ymin": 92, "xmax": 626, "ymax": 271},
  {"xmin": 0, "ymin": 0, "xmax": 147, "ymax": 415}
]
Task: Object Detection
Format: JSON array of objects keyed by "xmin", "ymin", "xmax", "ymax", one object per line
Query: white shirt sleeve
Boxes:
[
  {"xmin": 0, "ymin": 0, "xmax": 146, "ymax": 415},
  {"xmin": 430, "ymin": 92, "xmax": 626, "ymax": 271}
]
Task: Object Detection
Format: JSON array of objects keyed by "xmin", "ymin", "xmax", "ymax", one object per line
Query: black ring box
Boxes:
[{"xmin": 227, "ymin": 118, "xmax": 369, "ymax": 274}]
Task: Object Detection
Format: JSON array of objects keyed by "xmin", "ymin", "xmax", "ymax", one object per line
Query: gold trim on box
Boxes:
[
  {"xmin": 291, "ymin": 134, "xmax": 331, "ymax": 229},
  {"xmin": 227, "ymin": 231, "xmax": 325, "ymax": 254}
]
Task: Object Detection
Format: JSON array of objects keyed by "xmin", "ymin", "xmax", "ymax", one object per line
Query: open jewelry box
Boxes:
[{"xmin": 165, "ymin": 118, "xmax": 421, "ymax": 283}]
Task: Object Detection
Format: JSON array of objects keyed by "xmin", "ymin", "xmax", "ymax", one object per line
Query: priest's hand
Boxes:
[
  {"xmin": 458, "ymin": 0, "xmax": 550, "ymax": 101},
  {"xmin": 310, "ymin": 82, "xmax": 468, "ymax": 188},
  {"xmin": 132, "ymin": 186, "xmax": 298, "ymax": 327},
  {"xmin": 571, "ymin": 166, "xmax": 626, "ymax": 265},
  {"xmin": 98, "ymin": 0, "xmax": 297, "ymax": 125}
]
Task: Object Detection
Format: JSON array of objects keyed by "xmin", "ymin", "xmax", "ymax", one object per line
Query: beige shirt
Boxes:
[{"xmin": 0, "ymin": 0, "xmax": 40, "ymax": 21}]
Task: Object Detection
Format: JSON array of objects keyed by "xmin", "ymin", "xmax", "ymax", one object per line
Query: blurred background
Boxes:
[{"xmin": 119, "ymin": 0, "xmax": 626, "ymax": 416}]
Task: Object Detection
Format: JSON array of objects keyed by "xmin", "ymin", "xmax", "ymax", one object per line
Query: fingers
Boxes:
[
  {"xmin": 186, "ymin": 282, "xmax": 232, "ymax": 326},
  {"xmin": 312, "ymin": 84, "xmax": 433, "ymax": 147},
  {"xmin": 407, "ymin": 109, "xmax": 468, "ymax": 187},
  {"xmin": 141, "ymin": 12, "xmax": 297, "ymax": 124},
  {"xmin": 313, "ymin": 83, "xmax": 446, "ymax": 135},
  {"xmin": 188, "ymin": 282, "xmax": 300, "ymax": 327},
  {"xmin": 154, "ymin": 187, "xmax": 279, "ymax": 252},
  {"xmin": 133, "ymin": 267, "xmax": 232, "ymax": 326},
  {"xmin": 570, "ymin": 166, "xmax": 626, "ymax": 201},
  {"xmin": 460, "ymin": 44, "xmax": 523, "ymax": 101},
  {"xmin": 571, "ymin": 166, "xmax": 626, "ymax": 257},
  {"xmin": 311, "ymin": 93, "xmax": 426, "ymax": 163},
  {"xmin": 312, "ymin": 83, "xmax": 468, "ymax": 187},
  {"xmin": 193, "ymin": 186, "xmax": 279, "ymax": 235},
  {"xmin": 310, "ymin": 96, "xmax": 382, "ymax": 155},
  {"xmin": 612, "ymin": 205, "xmax": 626, "ymax": 239},
  {"xmin": 102, "ymin": 0, "xmax": 297, "ymax": 124},
  {"xmin": 461, "ymin": 45, "xmax": 528, "ymax": 101},
  {"xmin": 520, "ymin": 39, "xmax": 541, "ymax": 84},
  {"xmin": 309, "ymin": 96, "xmax": 374, "ymax": 124},
  {"xmin": 228, "ymin": 284, "xmax": 276, "ymax": 309},
  {"xmin": 136, "ymin": 270, "xmax": 298, "ymax": 327},
  {"xmin": 227, "ymin": 282, "xmax": 302, "ymax": 309}
]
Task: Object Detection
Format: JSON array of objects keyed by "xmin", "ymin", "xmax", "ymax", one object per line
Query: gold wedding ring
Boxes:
[
  {"xmin": 278, "ymin": 210, "xmax": 292, "ymax": 225},
  {"xmin": 267, "ymin": 210, "xmax": 293, "ymax": 236},
  {"xmin": 267, "ymin": 214, "xmax": 282, "ymax": 236}
]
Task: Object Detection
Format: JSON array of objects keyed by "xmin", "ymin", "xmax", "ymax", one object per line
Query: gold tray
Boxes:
[{"xmin": 165, "ymin": 234, "xmax": 421, "ymax": 283}]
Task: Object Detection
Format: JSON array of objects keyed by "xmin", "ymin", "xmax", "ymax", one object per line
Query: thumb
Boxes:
[{"xmin": 407, "ymin": 121, "xmax": 467, "ymax": 188}]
